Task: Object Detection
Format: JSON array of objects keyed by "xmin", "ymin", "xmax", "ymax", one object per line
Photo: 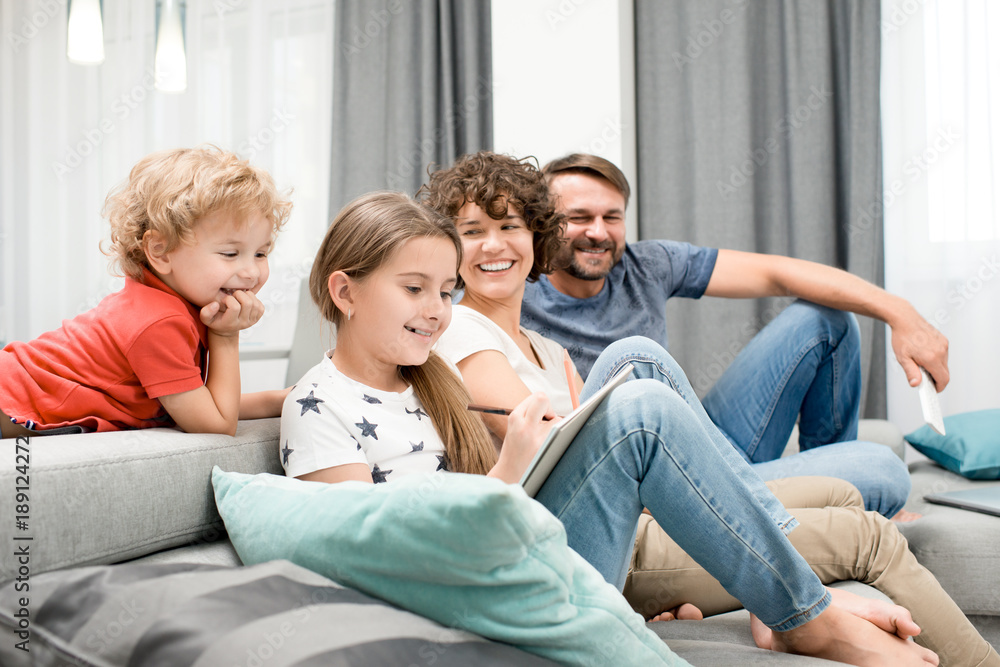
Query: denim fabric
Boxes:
[
  {"xmin": 535, "ymin": 337, "xmax": 831, "ymax": 632},
  {"xmin": 749, "ymin": 443, "xmax": 910, "ymax": 518},
  {"xmin": 701, "ymin": 301, "xmax": 909, "ymax": 517}
]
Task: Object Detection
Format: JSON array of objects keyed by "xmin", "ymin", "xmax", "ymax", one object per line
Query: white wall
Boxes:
[{"xmin": 491, "ymin": 0, "xmax": 638, "ymax": 240}]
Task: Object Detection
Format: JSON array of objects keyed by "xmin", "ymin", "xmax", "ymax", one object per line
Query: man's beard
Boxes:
[{"xmin": 558, "ymin": 241, "xmax": 620, "ymax": 281}]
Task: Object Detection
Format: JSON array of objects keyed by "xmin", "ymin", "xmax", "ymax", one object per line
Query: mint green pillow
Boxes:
[
  {"xmin": 905, "ymin": 409, "xmax": 1000, "ymax": 479},
  {"xmin": 212, "ymin": 468, "xmax": 687, "ymax": 667}
]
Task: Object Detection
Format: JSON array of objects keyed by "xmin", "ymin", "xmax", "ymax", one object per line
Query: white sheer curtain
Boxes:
[
  {"xmin": 0, "ymin": 0, "xmax": 334, "ymax": 390},
  {"xmin": 882, "ymin": 0, "xmax": 1000, "ymax": 433}
]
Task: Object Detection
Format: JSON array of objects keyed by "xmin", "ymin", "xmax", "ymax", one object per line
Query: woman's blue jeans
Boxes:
[
  {"xmin": 535, "ymin": 336, "xmax": 830, "ymax": 632},
  {"xmin": 700, "ymin": 301, "xmax": 909, "ymax": 518}
]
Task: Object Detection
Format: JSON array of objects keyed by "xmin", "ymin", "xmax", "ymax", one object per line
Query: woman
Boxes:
[{"xmin": 422, "ymin": 151, "xmax": 999, "ymax": 667}]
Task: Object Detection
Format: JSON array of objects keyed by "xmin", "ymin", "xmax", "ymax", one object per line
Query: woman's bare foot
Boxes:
[
  {"xmin": 825, "ymin": 587, "xmax": 921, "ymax": 640},
  {"xmin": 750, "ymin": 587, "xmax": 924, "ymax": 646},
  {"xmin": 649, "ymin": 603, "xmax": 704, "ymax": 623},
  {"xmin": 892, "ymin": 509, "xmax": 923, "ymax": 522},
  {"xmin": 754, "ymin": 600, "xmax": 938, "ymax": 665}
]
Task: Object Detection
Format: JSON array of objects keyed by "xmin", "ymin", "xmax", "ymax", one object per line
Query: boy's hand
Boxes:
[{"xmin": 200, "ymin": 289, "xmax": 265, "ymax": 336}]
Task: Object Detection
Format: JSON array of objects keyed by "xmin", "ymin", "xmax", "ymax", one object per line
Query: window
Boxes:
[{"xmin": 0, "ymin": 0, "xmax": 334, "ymax": 389}]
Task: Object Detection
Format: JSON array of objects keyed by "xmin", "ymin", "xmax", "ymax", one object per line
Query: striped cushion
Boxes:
[{"xmin": 0, "ymin": 559, "xmax": 556, "ymax": 666}]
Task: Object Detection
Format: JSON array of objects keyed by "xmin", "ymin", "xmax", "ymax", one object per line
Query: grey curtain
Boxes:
[
  {"xmin": 329, "ymin": 0, "xmax": 493, "ymax": 212},
  {"xmin": 289, "ymin": 0, "xmax": 492, "ymax": 385},
  {"xmin": 635, "ymin": 0, "xmax": 886, "ymax": 418}
]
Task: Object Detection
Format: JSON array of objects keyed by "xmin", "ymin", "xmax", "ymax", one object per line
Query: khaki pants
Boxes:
[{"xmin": 624, "ymin": 477, "xmax": 1000, "ymax": 667}]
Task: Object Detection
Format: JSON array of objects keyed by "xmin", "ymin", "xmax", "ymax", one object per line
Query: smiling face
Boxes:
[
  {"xmin": 148, "ymin": 208, "xmax": 273, "ymax": 308},
  {"xmin": 455, "ymin": 200, "xmax": 534, "ymax": 305},
  {"xmin": 548, "ymin": 172, "xmax": 626, "ymax": 287},
  {"xmin": 336, "ymin": 236, "xmax": 458, "ymax": 386}
]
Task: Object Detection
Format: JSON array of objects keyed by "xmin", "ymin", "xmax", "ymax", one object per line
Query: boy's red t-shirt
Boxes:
[{"xmin": 0, "ymin": 271, "xmax": 208, "ymax": 432}]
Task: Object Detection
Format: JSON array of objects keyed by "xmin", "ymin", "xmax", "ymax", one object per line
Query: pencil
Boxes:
[
  {"xmin": 466, "ymin": 404, "xmax": 553, "ymax": 421},
  {"xmin": 564, "ymin": 349, "xmax": 580, "ymax": 410},
  {"xmin": 467, "ymin": 404, "xmax": 512, "ymax": 416}
]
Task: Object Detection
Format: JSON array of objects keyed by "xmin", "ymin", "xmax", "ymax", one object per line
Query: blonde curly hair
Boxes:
[{"xmin": 103, "ymin": 146, "xmax": 293, "ymax": 280}]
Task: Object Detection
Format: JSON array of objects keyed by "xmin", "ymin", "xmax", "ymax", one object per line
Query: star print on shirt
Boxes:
[
  {"xmin": 405, "ymin": 406, "xmax": 428, "ymax": 421},
  {"xmin": 355, "ymin": 416, "xmax": 379, "ymax": 440},
  {"xmin": 410, "ymin": 441, "xmax": 424, "ymax": 452},
  {"xmin": 352, "ymin": 435, "xmax": 361, "ymax": 451},
  {"xmin": 362, "ymin": 394, "xmax": 383, "ymax": 404},
  {"xmin": 436, "ymin": 455, "xmax": 448, "ymax": 471},
  {"xmin": 371, "ymin": 463, "xmax": 392, "ymax": 483},
  {"xmin": 297, "ymin": 390, "xmax": 324, "ymax": 416},
  {"xmin": 281, "ymin": 442, "xmax": 294, "ymax": 465}
]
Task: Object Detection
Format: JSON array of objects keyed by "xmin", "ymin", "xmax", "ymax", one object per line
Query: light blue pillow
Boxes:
[
  {"xmin": 212, "ymin": 468, "xmax": 687, "ymax": 667},
  {"xmin": 905, "ymin": 409, "xmax": 1000, "ymax": 479}
]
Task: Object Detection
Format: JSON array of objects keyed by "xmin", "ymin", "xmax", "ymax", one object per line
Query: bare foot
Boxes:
[
  {"xmin": 750, "ymin": 587, "xmax": 923, "ymax": 646},
  {"xmin": 649, "ymin": 603, "xmax": 704, "ymax": 623},
  {"xmin": 760, "ymin": 604, "xmax": 938, "ymax": 666},
  {"xmin": 826, "ymin": 587, "xmax": 921, "ymax": 640},
  {"xmin": 892, "ymin": 509, "xmax": 923, "ymax": 522}
]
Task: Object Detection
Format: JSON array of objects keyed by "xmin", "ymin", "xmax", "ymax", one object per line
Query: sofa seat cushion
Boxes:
[
  {"xmin": 0, "ymin": 419, "xmax": 282, "ymax": 583},
  {"xmin": 213, "ymin": 468, "xmax": 690, "ymax": 666},
  {"xmin": 0, "ymin": 559, "xmax": 557, "ymax": 667},
  {"xmin": 125, "ymin": 537, "xmax": 243, "ymax": 568},
  {"xmin": 900, "ymin": 460, "xmax": 1000, "ymax": 648}
]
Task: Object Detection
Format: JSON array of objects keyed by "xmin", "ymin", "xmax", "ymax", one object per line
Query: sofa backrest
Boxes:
[{"xmin": 0, "ymin": 418, "xmax": 282, "ymax": 582}]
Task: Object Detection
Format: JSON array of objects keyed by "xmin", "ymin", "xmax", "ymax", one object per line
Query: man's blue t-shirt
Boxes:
[{"xmin": 521, "ymin": 240, "xmax": 718, "ymax": 378}]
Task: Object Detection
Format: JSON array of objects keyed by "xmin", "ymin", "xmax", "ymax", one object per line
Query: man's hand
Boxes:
[
  {"xmin": 200, "ymin": 289, "xmax": 265, "ymax": 337},
  {"xmin": 889, "ymin": 308, "xmax": 949, "ymax": 390}
]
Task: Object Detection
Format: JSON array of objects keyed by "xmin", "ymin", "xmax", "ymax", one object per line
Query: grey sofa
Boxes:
[{"xmin": 1, "ymin": 417, "xmax": 996, "ymax": 666}]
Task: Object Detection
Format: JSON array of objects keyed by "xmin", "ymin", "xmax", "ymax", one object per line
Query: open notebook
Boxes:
[{"xmin": 520, "ymin": 363, "xmax": 633, "ymax": 498}]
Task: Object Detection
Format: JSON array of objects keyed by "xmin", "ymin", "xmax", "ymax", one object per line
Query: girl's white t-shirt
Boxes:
[
  {"xmin": 435, "ymin": 305, "xmax": 575, "ymax": 415},
  {"xmin": 280, "ymin": 353, "xmax": 448, "ymax": 482}
]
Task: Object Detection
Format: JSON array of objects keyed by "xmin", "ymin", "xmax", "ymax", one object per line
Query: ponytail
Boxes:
[{"xmin": 401, "ymin": 352, "xmax": 497, "ymax": 475}]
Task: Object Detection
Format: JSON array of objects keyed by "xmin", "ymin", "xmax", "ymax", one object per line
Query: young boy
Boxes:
[{"xmin": 0, "ymin": 146, "xmax": 292, "ymax": 438}]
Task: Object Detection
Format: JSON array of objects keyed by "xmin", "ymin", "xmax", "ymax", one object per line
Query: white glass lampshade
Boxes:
[
  {"xmin": 66, "ymin": 0, "xmax": 106, "ymax": 65},
  {"xmin": 155, "ymin": 0, "xmax": 187, "ymax": 93}
]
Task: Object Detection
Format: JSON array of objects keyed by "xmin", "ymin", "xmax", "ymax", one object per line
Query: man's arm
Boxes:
[{"xmin": 704, "ymin": 249, "xmax": 949, "ymax": 389}]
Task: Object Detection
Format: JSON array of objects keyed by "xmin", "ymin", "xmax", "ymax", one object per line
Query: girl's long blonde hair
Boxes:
[{"xmin": 310, "ymin": 191, "xmax": 497, "ymax": 475}]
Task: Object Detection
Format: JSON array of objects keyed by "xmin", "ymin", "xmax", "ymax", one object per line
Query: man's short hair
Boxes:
[{"xmin": 542, "ymin": 154, "xmax": 631, "ymax": 209}]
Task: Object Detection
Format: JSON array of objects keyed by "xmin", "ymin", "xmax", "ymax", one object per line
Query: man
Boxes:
[{"xmin": 521, "ymin": 154, "xmax": 948, "ymax": 515}]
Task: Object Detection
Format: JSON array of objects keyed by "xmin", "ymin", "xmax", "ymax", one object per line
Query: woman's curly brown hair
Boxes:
[{"xmin": 418, "ymin": 151, "xmax": 566, "ymax": 283}]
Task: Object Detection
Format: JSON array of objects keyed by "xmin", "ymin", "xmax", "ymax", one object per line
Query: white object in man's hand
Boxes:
[{"xmin": 918, "ymin": 368, "xmax": 946, "ymax": 436}]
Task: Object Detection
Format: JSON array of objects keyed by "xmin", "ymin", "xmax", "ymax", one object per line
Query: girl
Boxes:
[
  {"xmin": 423, "ymin": 150, "xmax": 998, "ymax": 667},
  {"xmin": 281, "ymin": 190, "xmax": 937, "ymax": 666}
]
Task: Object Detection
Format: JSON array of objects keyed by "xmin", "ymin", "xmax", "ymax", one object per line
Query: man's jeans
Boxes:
[
  {"xmin": 701, "ymin": 301, "xmax": 909, "ymax": 517},
  {"xmin": 536, "ymin": 336, "xmax": 830, "ymax": 632}
]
